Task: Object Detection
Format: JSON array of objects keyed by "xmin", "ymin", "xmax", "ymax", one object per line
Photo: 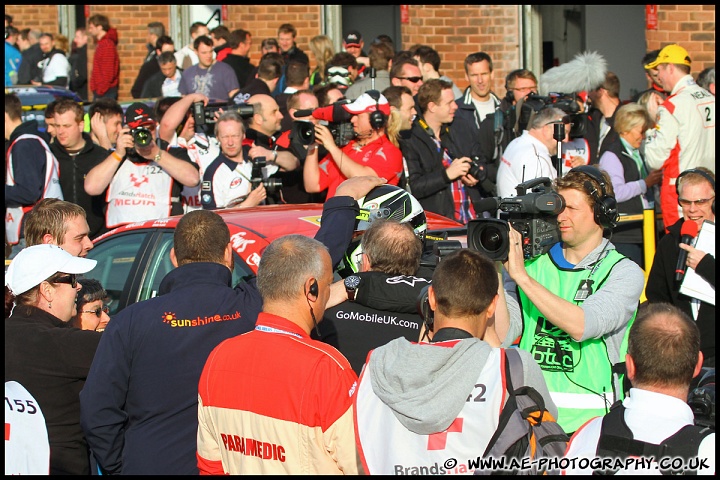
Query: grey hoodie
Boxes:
[{"xmin": 367, "ymin": 336, "xmax": 556, "ymax": 435}]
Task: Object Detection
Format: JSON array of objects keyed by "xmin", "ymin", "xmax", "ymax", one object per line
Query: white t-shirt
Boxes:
[{"xmin": 471, "ymin": 96, "xmax": 497, "ymax": 124}]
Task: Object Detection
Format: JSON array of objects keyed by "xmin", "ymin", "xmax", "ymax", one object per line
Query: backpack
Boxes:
[
  {"xmin": 475, "ymin": 348, "xmax": 569, "ymax": 475},
  {"xmin": 594, "ymin": 401, "xmax": 713, "ymax": 475}
]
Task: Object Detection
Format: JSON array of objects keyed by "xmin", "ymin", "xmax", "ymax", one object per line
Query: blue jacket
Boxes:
[{"xmin": 80, "ymin": 195, "xmax": 359, "ymax": 474}]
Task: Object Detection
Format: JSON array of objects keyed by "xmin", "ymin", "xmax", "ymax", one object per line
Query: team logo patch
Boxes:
[
  {"xmin": 229, "ymin": 178, "xmax": 242, "ymax": 189},
  {"xmin": 201, "ymin": 181, "xmax": 212, "ymax": 191},
  {"xmin": 202, "ymin": 194, "xmax": 212, "ymax": 203}
]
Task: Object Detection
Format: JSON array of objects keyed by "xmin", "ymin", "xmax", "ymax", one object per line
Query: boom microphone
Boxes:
[
  {"xmin": 675, "ymin": 221, "xmax": 699, "ymax": 283},
  {"xmin": 538, "ymin": 51, "xmax": 607, "ymax": 96}
]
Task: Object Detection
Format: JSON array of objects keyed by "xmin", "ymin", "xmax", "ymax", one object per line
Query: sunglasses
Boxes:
[
  {"xmin": 678, "ymin": 196, "xmax": 714, "ymax": 208},
  {"xmin": 82, "ymin": 305, "xmax": 110, "ymax": 318},
  {"xmin": 397, "ymin": 76, "xmax": 423, "ymax": 83},
  {"xmin": 51, "ymin": 273, "xmax": 78, "ymax": 288}
]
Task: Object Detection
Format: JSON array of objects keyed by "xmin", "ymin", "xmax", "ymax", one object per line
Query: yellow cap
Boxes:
[{"xmin": 645, "ymin": 44, "xmax": 692, "ymax": 69}]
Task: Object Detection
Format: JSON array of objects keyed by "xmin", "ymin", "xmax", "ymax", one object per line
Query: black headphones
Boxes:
[
  {"xmin": 676, "ymin": 168, "xmax": 716, "ymax": 214},
  {"xmin": 571, "ymin": 165, "xmax": 619, "ymax": 229},
  {"xmin": 366, "ymin": 89, "xmax": 387, "ymax": 129},
  {"xmin": 504, "ymin": 69, "xmax": 524, "ymax": 103},
  {"xmin": 309, "ymin": 279, "xmax": 318, "ymax": 297}
]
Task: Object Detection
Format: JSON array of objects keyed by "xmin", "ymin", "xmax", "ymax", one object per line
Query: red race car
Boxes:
[{"xmin": 86, "ymin": 203, "xmax": 464, "ymax": 315}]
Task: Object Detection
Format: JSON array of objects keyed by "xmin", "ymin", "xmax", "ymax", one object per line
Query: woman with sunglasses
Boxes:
[
  {"xmin": 5, "ymin": 244, "xmax": 100, "ymax": 475},
  {"xmin": 70, "ymin": 278, "xmax": 111, "ymax": 332}
]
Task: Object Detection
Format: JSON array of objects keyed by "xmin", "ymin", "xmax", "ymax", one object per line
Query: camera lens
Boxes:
[
  {"xmin": 479, "ymin": 226, "xmax": 503, "ymax": 254},
  {"xmin": 133, "ymin": 128, "xmax": 152, "ymax": 147}
]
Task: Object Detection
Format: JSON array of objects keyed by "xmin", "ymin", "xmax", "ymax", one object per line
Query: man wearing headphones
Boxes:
[
  {"xmin": 303, "ymin": 90, "xmax": 403, "ymax": 198},
  {"xmin": 470, "ymin": 68, "xmax": 539, "ymax": 195},
  {"xmin": 646, "ymin": 168, "xmax": 715, "ymax": 368},
  {"xmin": 495, "ymin": 165, "xmax": 645, "ymax": 434}
]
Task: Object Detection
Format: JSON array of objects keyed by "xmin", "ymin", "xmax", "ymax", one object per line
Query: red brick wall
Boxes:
[
  {"xmin": 402, "ymin": 5, "xmax": 520, "ymax": 94},
  {"xmin": 6, "ymin": 5, "xmax": 714, "ymax": 103},
  {"xmin": 646, "ymin": 4, "xmax": 715, "ymax": 74}
]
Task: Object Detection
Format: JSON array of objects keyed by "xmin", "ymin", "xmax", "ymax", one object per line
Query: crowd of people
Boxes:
[{"xmin": 5, "ymin": 13, "xmax": 716, "ymax": 475}]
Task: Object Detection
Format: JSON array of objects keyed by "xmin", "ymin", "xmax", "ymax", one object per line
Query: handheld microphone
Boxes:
[{"xmin": 675, "ymin": 221, "xmax": 699, "ymax": 283}]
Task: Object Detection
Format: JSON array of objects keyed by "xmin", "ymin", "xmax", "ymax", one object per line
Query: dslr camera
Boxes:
[
  {"xmin": 192, "ymin": 101, "xmax": 255, "ymax": 126},
  {"xmin": 130, "ymin": 126, "xmax": 153, "ymax": 148},
  {"xmin": 250, "ymin": 157, "xmax": 282, "ymax": 194},
  {"xmin": 467, "ymin": 177, "xmax": 564, "ymax": 261}
]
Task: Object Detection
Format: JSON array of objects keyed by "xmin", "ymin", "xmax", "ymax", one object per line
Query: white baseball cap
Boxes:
[
  {"xmin": 342, "ymin": 90, "xmax": 391, "ymax": 116},
  {"xmin": 6, "ymin": 244, "xmax": 97, "ymax": 295}
]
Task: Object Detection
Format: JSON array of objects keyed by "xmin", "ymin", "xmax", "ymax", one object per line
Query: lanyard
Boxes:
[{"xmin": 254, "ymin": 324, "xmax": 302, "ymax": 339}]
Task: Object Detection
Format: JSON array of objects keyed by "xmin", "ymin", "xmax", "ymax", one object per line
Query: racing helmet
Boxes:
[{"xmin": 339, "ymin": 184, "xmax": 427, "ymax": 277}]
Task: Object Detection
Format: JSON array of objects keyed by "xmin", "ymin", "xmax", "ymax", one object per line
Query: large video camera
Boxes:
[
  {"xmin": 250, "ymin": 157, "xmax": 282, "ymax": 194},
  {"xmin": 192, "ymin": 101, "xmax": 255, "ymax": 126},
  {"xmin": 689, "ymin": 367, "xmax": 715, "ymax": 429},
  {"xmin": 467, "ymin": 177, "xmax": 564, "ymax": 261},
  {"xmin": 517, "ymin": 93, "xmax": 586, "ymax": 138},
  {"xmin": 291, "ymin": 101, "xmax": 355, "ymax": 148}
]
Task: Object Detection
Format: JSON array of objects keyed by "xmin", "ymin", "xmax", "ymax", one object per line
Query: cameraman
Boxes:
[
  {"xmin": 200, "ymin": 111, "xmax": 266, "ymax": 210},
  {"xmin": 496, "ymin": 166, "xmax": 644, "ymax": 434},
  {"xmin": 564, "ymin": 303, "xmax": 714, "ymax": 475},
  {"xmin": 303, "ymin": 90, "xmax": 403, "ymax": 198},
  {"xmin": 84, "ymin": 102, "xmax": 199, "ymax": 229}
]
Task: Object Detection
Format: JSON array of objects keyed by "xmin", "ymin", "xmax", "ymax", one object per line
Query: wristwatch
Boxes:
[{"xmin": 344, "ymin": 275, "xmax": 361, "ymax": 302}]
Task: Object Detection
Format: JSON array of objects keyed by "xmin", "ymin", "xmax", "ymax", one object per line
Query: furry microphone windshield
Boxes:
[{"xmin": 538, "ymin": 51, "xmax": 608, "ymax": 96}]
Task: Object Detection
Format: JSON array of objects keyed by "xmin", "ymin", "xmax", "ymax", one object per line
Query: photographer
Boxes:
[
  {"xmin": 495, "ymin": 166, "xmax": 644, "ymax": 434},
  {"xmin": 242, "ymin": 94, "xmax": 300, "ymax": 204},
  {"xmin": 200, "ymin": 111, "xmax": 267, "ymax": 210},
  {"xmin": 401, "ymin": 79, "xmax": 482, "ymax": 223},
  {"xmin": 303, "ymin": 90, "xmax": 403, "ymax": 198},
  {"xmin": 564, "ymin": 303, "xmax": 714, "ymax": 475},
  {"xmin": 158, "ymin": 93, "xmax": 220, "ymax": 212},
  {"xmin": 84, "ymin": 102, "xmax": 199, "ymax": 229}
]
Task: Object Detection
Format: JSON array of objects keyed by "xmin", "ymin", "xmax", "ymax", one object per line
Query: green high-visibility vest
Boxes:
[{"xmin": 517, "ymin": 249, "xmax": 636, "ymax": 433}]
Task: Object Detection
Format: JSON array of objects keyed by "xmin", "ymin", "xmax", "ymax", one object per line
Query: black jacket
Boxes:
[
  {"xmin": 18, "ymin": 43, "xmax": 43, "ymax": 84},
  {"xmin": 401, "ymin": 117, "xmax": 485, "ymax": 221},
  {"xmin": 69, "ymin": 44, "xmax": 88, "ymax": 101},
  {"xmin": 131, "ymin": 57, "xmax": 160, "ymax": 99},
  {"xmin": 645, "ymin": 218, "xmax": 715, "ymax": 362},
  {"xmin": 222, "ymin": 53, "xmax": 255, "ymax": 89},
  {"xmin": 315, "ymin": 271, "xmax": 429, "ymax": 375},
  {"xmin": 600, "ymin": 136, "xmax": 645, "ymax": 245},
  {"xmin": 50, "ymin": 133, "xmax": 109, "ymax": 238},
  {"xmin": 5, "ymin": 305, "xmax": 102, "ymax": 474}
]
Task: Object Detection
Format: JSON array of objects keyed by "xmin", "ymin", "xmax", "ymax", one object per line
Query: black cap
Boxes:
[
  {"xmin": 343, "ymin": 30, "xmax": 362, "ymax": 47},
  {"xmin": 124, "ymin": 102, "xmax": 154, "ymax": 128}
]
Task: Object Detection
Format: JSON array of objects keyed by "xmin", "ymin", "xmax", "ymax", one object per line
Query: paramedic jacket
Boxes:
[{"xmin": 79, "ymin": 195, "xmax": 360, "ymax": 475}]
